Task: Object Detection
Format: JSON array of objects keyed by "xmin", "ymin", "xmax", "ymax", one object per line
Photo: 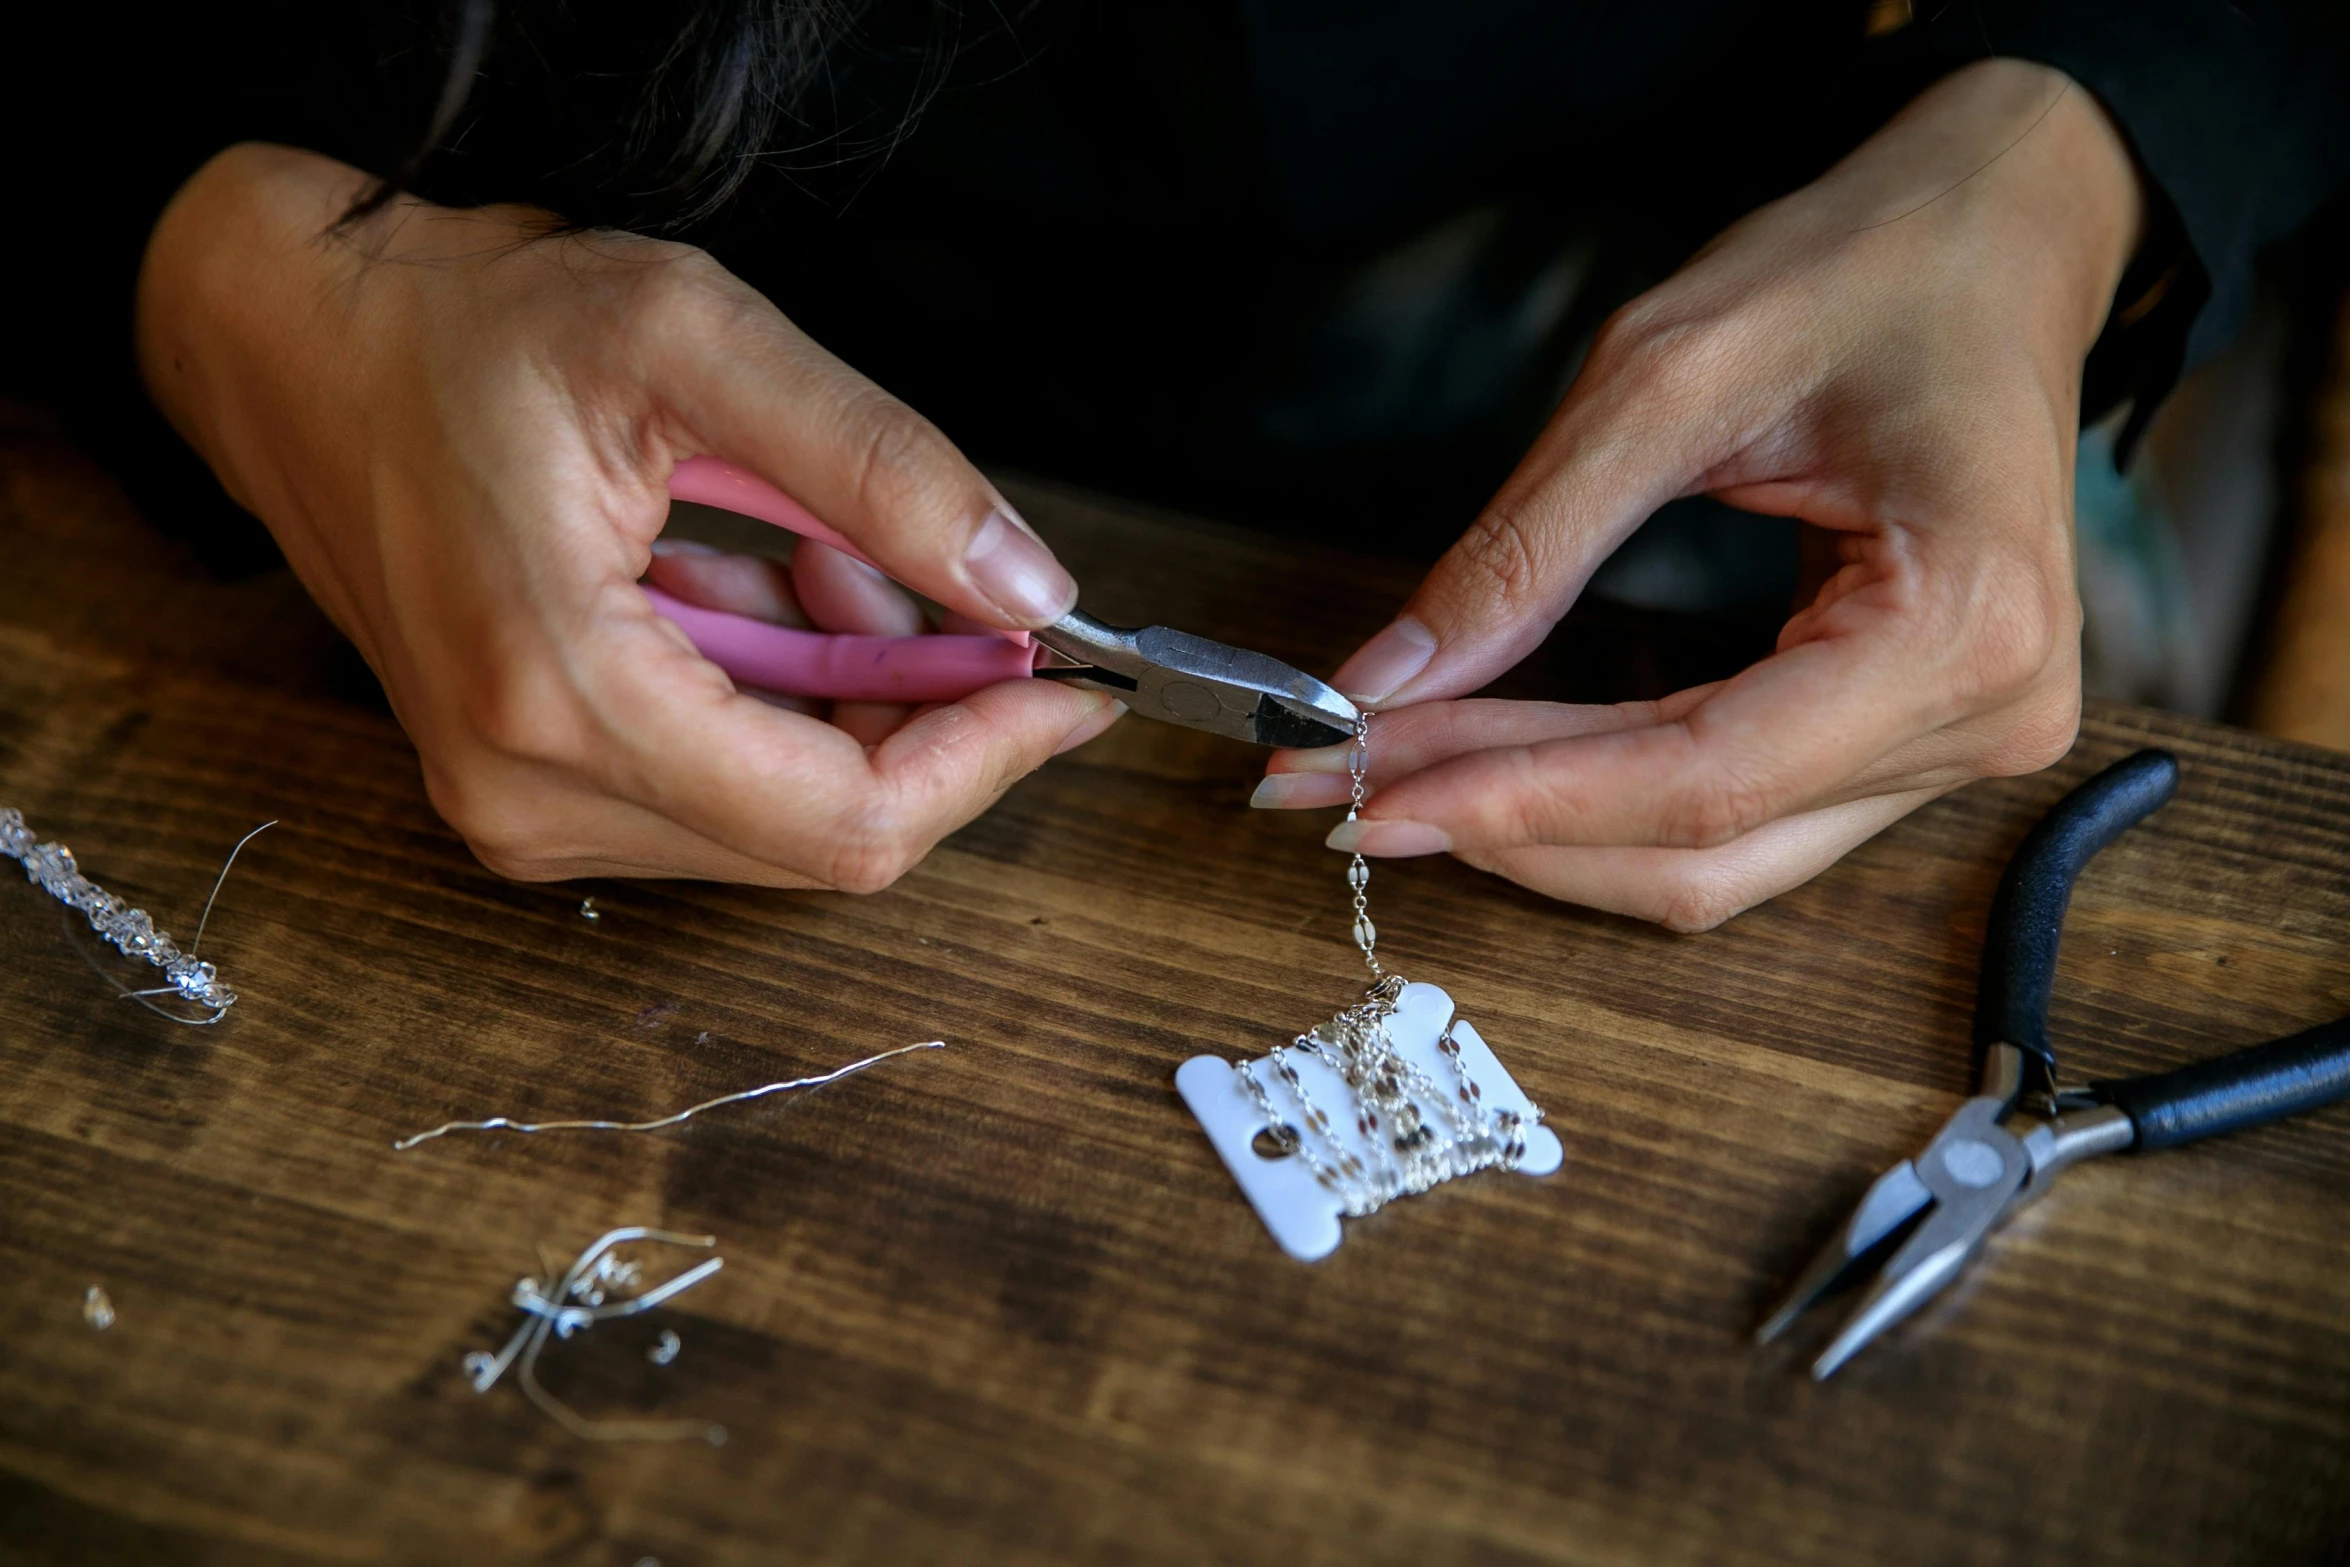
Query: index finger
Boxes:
[
  {"xmin": 646, "ymin": 260, "xmax": 1078, "ymax": 633},
  {"xmin": 1347, "ymin": 583, "xmax": 2022, "ymax": 856}
]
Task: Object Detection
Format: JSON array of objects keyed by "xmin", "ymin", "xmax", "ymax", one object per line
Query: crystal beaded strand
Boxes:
[{"xmin": 0, "ymin": 806, "xmax": 253, "ymax": 1022}]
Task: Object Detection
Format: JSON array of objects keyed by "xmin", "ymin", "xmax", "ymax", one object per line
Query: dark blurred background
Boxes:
[{"xmin": 9, "ymin": 0, "xmax": 2350, "ymax": 738}]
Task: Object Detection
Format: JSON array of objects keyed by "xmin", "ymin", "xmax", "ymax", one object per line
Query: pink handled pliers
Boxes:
[{"xmin": 652, "ymin": 457, "xmax": 1359, "ymax": 749}]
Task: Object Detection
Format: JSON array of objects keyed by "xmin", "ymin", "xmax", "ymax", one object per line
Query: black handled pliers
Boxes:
[{"xmin": 1757, "ymin": 749, "xmax": 2350, "ymax": 1379}]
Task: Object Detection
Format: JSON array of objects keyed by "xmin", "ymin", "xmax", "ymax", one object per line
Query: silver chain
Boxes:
[
  {"xmin": 1234, "ymin": 710, "xmax": 1537, "ymax": 1218},
  {"xmin": 1346, "ymin": 711, "xmax": 1382, "ymax": 983}
]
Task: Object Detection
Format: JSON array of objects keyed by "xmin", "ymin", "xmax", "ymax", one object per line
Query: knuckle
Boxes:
[
  {"xmin": 1657, "ymin": 766, "xmax": 1776, "ymax": 850},
  {"xmin": 1496, "ymin": 749, "xmax": 1571, "ymax": 847},
  {"xmin": 471, "ymin": 841, "xmax": 565, "ymax": 883},
  {"xmin": 459, "ymin": 664, "xmax": 583, "ymax": 769},
  {"xmin": 423, "ymin": 764, "xmax": 562, "ymax": 882},
  {"xmin": 1656, "ymin": 870, "xmax": 1749, "ymax": 934},
  {"xmin": 1453, "ymin": 504, "xmax": 1545, "ymax": 612},
  {"xmin": 1983, "ymin": 687, "xmax": 2082, "ymax": 778},
  {"xmin": 1586, "ymin": 303, "xmax": 1706, "ymax": 401},
  {"xmin": 623, "ymin": 244, "xmax": 733, "ymax": 330},
  {"xmin": 842, "ymin": 392, "xmax": 956, "ymax": 528},
  {"xmin": 1951, "ymin": 549, "xmax": 2077, "ymax": 705},
  {"xmin": 822, "ymin": 798, "xmax": 920, "ymax": 895}
]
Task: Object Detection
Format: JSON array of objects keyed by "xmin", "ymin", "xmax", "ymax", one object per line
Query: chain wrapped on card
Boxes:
[{"xmin": 1178, "ymin": 714, "xmax": 1562, "ymax": 1260}]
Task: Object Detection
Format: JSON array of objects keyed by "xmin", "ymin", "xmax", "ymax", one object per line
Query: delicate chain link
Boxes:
[
  {"xmin": 1277, "ymin": 974, "xmax": 1530, "ymax": 1215},
  {"xmin": 0, "ymin": 806, "xmax": 237, "ymax": 1019},
  {"xmin": 1234, "ymin": 1053, "xmax": 1372, "ymax": 1212},
  {"xmin": 1226, "ymin": 709, "xmax": 1541, "ymax": 1219},
  {"xmin": 1346, "ymin": 710, "xmax": 1382, "ymax": 983}
]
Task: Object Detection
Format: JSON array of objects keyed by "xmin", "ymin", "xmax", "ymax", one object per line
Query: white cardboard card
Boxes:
[{"xmin": 1175, "ymin": 982, "xmax": 1562, "ymax": 1261}]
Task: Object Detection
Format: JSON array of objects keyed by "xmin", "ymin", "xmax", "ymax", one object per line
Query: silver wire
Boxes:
[
  {"xmin": 190, "ymin": 820, "xmax": 276, "ymax": 957},
  {"xmin": 467, "ymin": 1226, "xmax": 728, "ymax": 1445},
  {"xmin": 392, "ymin": 1040, "xmax": 945, "ymax": 1150},
  {"xmin": 115, "ymin": 818, "xmax": 278, "ymax": 1020},
  {"xmin": 19, "ymin": 813, "xmax": 273, "ymax": 1027}
]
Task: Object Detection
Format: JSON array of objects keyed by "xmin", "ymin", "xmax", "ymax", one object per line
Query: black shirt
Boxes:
[{"xmin": 7, "ymin": 1, "xmax": 2347, "ymax": 559}]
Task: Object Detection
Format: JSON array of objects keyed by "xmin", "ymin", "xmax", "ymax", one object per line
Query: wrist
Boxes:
[
  {"xmin": 136, "ymin": 143, "xmax": 383, "ymax": 518},
  {"xmin": 1820, "ymin": 59, "xmax": 2146, "ymax": 358},
  {"xmin": 2004, "ymin": 63, "xmax": 2146, "ymax": 349}
]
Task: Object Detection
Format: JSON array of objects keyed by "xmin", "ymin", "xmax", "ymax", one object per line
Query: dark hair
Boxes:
[{"xmin": 351, "ymin": 0, "xmax": 996, "ymax": 232}]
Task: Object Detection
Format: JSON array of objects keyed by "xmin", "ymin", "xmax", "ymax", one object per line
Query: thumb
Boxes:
[
  {"xmin": 654, "ymin": 271, "xmax": 1077, "ymax": 632},
  {"xmin": 1330, "ymin": 339, "xmax": 1741, "ymax": 707}
]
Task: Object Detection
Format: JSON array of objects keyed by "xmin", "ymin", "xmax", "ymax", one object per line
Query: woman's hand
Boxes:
[
  {"xmin": 138, "ymin": 143, "xmax": 1118, "ymax": 888},
  {"xmin": 1255, "ymin": 60, "xmax": 2145, "ymax": 931}
]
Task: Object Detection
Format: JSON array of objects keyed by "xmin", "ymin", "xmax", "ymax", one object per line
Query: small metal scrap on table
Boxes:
[
  {"xmin": 465, "ymin": 1226, "xmax": 726, "ymax": 1444},
  {"xmin": 1759, "ymin": 750, "xmax": 2350, "ymax": 1378}
]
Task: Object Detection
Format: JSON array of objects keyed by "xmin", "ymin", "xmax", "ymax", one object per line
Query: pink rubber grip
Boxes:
[
  {"xmin": 656, "ymin": 457, "xmax": 1037, "ymax": 701},
  {"xmin": 667, "ymin": 455, "xmax": 880, "ymax": 569}
]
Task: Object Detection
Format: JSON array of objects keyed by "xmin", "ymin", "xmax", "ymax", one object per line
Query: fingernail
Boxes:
[
  {"xmin": 1250, "ymin": 773, "xmax": 1354, "ymax": 809},
  {"xmin": 1276, "ymin": 742, "xmax": 1357, "ymax": 775},
  {"xmin": 965, "ymin": 505, "xmax": 1078, "ymax": 627},
  {"xmin": 1332, "ymin": 617, "xmax": 1437, "ymax": 705},
  {"xmin": 1054, "ymin": 699, "xmax": 1126, "ymax": 755},
  {"xmin": 1324, "ymin": 818, "xmax": 1450, "ymax": 856},
  {"xmin": 650, "ymin": 537, "xmax": 718, "ymax": 557}
]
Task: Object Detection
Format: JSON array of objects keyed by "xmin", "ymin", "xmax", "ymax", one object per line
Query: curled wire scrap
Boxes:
[
  {"xmin": 393, "ymin": 1039, "xmax": 945, "ymax": 1151},
  {"xmin": 465, "ymin": 1226, "xmax": 726, "ymax": 1445}
]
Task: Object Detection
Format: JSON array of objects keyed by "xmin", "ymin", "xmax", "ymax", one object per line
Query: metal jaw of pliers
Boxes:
[
  {"xmin": 1758, "ymin": 749, "xmax": 2350, "ymax": 1380},
  {"xmin": 1033, "ymin": 609, "xmax": 1358, "ymax": 749},
  {"xmin": 1753, "ymin": 1043, "xmax": 2135, "ymax": 1380}
]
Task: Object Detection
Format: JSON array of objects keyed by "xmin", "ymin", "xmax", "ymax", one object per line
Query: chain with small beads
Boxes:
[{"xmin": 1232, "ymin": 711, "xmax": 1535, "ymax": 1217}]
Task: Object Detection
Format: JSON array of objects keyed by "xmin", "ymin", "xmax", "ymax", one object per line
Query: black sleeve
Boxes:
[{"xmin": 1916, "ymin": 0, "xmax": 2350, "ymax": 453}]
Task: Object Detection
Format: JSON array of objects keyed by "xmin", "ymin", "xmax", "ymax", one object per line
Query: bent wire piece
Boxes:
[
  {"xmin": 393, "ymin": 1040, "xmax": 944, "ymax": 1150},
  {"xmin": 465, "ymin": 1227, "xmax": 727, "ymax": 1445},
  {"xmin": 113, "ymin": 820, "xmax": 279, "ymax": 1023}
]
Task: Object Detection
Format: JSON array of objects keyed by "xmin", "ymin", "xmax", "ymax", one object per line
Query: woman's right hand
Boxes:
[{"xmin": 136, "ymin": 143, "xmax": 1119, "ymax": 889}]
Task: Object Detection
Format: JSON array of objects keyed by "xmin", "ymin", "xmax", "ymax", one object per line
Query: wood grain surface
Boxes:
[{"xmin": 5, "ymin": 416, "xmax": 2350, "ymax": 1566}]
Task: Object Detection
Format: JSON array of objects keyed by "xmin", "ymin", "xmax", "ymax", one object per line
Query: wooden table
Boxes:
[{"xmin": 7, "ymin": 409, "xmax": 2350, "ymax": 1566}]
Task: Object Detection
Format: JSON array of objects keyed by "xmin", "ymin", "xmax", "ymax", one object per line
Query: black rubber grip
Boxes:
[
  {"xmin": 1974, "ymin": 750, "xmax": 2180, "ymax": 1076},
  {"xmin": 2095, "ymin": 1015, "xmax": 2350, "ymax": 1151}
]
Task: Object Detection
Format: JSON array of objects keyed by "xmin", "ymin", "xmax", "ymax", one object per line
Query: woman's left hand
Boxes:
[{"xmin": 1253, "ymin": 59, "xmax": 2145, "ymax": 931}]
